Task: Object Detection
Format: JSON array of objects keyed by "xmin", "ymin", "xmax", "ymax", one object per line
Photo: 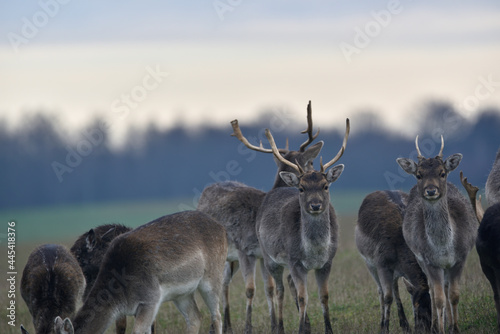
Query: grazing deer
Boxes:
[
  {"xmin": 70, "ymin": 224, "xmax": 135, "ymax": 334},
  {"xmin": 54, "ymin": 211, "xmax": 227, "ymax": 334},
  {"xmin": 356, "ymin": 190, "xmax": 432, "ymax": 333},
  {"xmin": 476, "ymin": 202, "xmax": 500, "ymax": 333},
  {"xmin": 20, "ymin": 244, "xmax": 86, "ymax": 334},
  {"xmin": 198, "ymin": 101, "xmax": 323, "ymax": 333},
  {"xmin": 256, "ymin": 119, "xmax": 349, "ymax": 334},
  {"xmin": 486, "ymin": 149, "xmax": 500, "ymax": 206},
  {"xmin": 397, "ymin": 136, "xmax": 477, "ymax": 334}
]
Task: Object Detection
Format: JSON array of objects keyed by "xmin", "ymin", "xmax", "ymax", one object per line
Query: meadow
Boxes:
[{"xmin": 1, "ymin": 192, "xmax": 497, "ymax": 333}]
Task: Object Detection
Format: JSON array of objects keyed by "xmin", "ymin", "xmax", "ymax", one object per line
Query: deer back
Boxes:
[
  {"xmin": 21, "ymin": 244, "xmax": 85, "ymax": 334},
  {"xmin": 198, "ymin": 181, "xmax": 265, "ymax": 257},
  {"xmin": 70, "ymin": 224, "xmax": 131, "ymax": 299},
  {"xmin": 486, "ymin": 149, "xmax": 500, "ymax": 206}
]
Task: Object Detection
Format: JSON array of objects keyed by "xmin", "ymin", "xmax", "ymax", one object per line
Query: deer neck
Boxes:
[
  {"xmin": 421, "ymin": 196, "xmax": 453, "ymax": 249},
  {"xmin": 300, "ymin": 207, "xmax": 331, "ymax": 254}
]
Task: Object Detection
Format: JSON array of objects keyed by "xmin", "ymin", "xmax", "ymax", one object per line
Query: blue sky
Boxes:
[{"xmin": 1, "ymin": 0, "xmax": 500, "ymax": 145}]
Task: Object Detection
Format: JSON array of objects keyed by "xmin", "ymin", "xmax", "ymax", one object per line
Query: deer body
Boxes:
[
  {"xmin": 255, "ymin": 120, "xmax": 349, "ymax": 334},
  {"xmin": 70, "ymin": 224, "xmax": 134, "ymax": 334},
  {"xmin": 397, "ymin": 137, "xmax": 477, "ymax": 334},
  {"xmin": 486, "ymin": 149, "xmax": 500, "ymax": 206},
  {"xmin": 476, "ymin": 202, "xmax": 500, "ymax": 333},
  {"xmin": 20, "ymin": 244, "xmax": 86, "ymax": 334},
  {"xmin": 356, "ymin": 190, "xmax": 431, "ymax": 333},
  {"xmin": 54, "ymin": 211, "xmax": 227, "ymax": 334},
  {"xmin": 198, "ymin": 105, "xmax": 323, "ymax": 334}
]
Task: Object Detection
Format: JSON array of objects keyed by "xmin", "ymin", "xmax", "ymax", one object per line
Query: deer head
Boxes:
[
  {"xmin": 266, "ymin": 118, "xmax": 349, "ymax": 215},
  {"xmin": 397, "ymin": 136, "xmax": 462, "ymax": 202}
]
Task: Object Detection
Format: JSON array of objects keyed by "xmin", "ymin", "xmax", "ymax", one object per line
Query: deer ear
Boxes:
[
  {"xmin": 54, "ymin": 316, "xmax": 74, "ymax": 334},
  {"xmin": 85, "ymin": 229, "xmax": 97, "ymax": 252},
  {"xmin": 444, "ymin": 153, "xmax": 462, "ymax": 172},
  {"xmin": 279, "ymin": 171, "xmax": 300, "ymax": 188},
  {"xmin": 397, "ymin": 158, "xmax": 417, "ymax": 175},
  {"xmin": 303, "ymin": 141, "xmax": 323, "ymax": 164},
  {"xmin": 326, "ymin": 164, "xmax": 344, "ymax": 183}
]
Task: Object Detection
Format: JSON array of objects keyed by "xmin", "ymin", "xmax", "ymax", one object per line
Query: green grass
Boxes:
[{"xmin": 1, "ymin": 196, "xmax": 498, "ymax": 333}]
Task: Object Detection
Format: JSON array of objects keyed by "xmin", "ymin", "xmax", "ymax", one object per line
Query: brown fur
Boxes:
[{"xmin": 20, "ymin": 244, "xmax": 85, "ymax": 334}]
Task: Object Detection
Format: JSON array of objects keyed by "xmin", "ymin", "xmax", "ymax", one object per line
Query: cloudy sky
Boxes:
[{"xmin": 1, "ymin": 0, "xmax": 499, "ymax": 145}]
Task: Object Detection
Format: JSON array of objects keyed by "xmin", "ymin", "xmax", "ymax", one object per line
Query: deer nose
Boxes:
[
  {"xmin": 310, "ymin": 203, "xmax": 322, "ymax": 212},
  {"xmin": 424, "ymin": 186, "xmax": 439, "ymax": 199}
]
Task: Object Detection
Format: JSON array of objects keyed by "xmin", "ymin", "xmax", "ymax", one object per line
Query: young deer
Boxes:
[
  {"xmin": 486, "ymin": 148, "xmax": 500, "ymax": 206},
  {"xmin": 356, "ymin": 190, "xmax": 431, "ymax": 333},
  {"xmin": 198, "ymin": 101, "xmax": 323, "ymax": 333},
  {"xmin": 397, "ymin": 136, "xmax": 477, "ymax": 334},
  {"xmin": 70, "ymin": 224, "xmax": 134, "ymax": 334},
  {"xmin": 54, "ymin": 211, "xmax": 227, "ymax": 334},
  {"xmin": 256, "ymin": 119, "xmax": 349, "ymax": 334},
  {"xmin": 20, "ymin": 244, "xmax": 86, "ymax": 334}
]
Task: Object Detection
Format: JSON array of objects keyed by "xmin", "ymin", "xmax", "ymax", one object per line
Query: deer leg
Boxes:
[
  {"xmin": 289, "ymin": 267, "xmax": 310, "ymax": 334},
  {"xmin": 269, "ymin": 264, "xmax": 285, "ymax": 334},
  {"xmin": 482, "ymin": 263, "xmax": 500, "ymax": 333},
  {"xmin": 222, "ymin": 261, "xmax": 239, "ymax": 334},
  {"xmin": 238, "ymin": 252, "xmax": 258, "ymax": 334},
  {"xmin": 315, "ymin": 266, "xmax": 333, "ymax": 334},
  {"xmin": 259, "ymin": 259, "xmax": 277, "ymax": 332},
  {"xmin": 393, "ymin": 278, "xmax": 410, "ymax": 333},
  {"xmin": 376, "ymin": 268, "xmax": 395, "ymax": 334},
  {"xmin": 287, "ymin": 274, "xmax": 312, "ymax": 333},
  {"xmin": 115, "ymin": 316, "xmax": 127, "ymax": 334},
  {"xmin": 427, "ymin": 269, "xmax": 446, "ymax": 334},
  {"xmin": 132, "ymin": 302, "xmax": 160, "ymax": 334},
  {"xmin": 174, "ymin": 294, "xmax": 202, "ymax": 334},
  {"xmin": 447, "ymin": 265, "xmax": 465, "ymax": 334}
]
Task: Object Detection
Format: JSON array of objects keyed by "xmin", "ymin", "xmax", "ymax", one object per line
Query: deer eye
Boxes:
[
  {"xmin": 416, "ymin": 173, "xmax": 422, "ymax": 180},
  {"xmin": 299, "ymin": 187, "xmax": 304, "ymax": 193},
  {"xmin": 440, "ymin": 171, "xmax": 446, "ymax": 178},
  {"xmin": 324, "ymin": 185, "xmax": 329, "ymax": 191}
]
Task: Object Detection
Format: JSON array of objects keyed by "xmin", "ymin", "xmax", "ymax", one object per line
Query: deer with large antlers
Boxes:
[
  {"xmin": 255, "ymin": 119, "xmax": 349, "ymax": 334},
  {"xmin": 397, "ymin": 136, "xmax": 477, "ymax": 334},
  {"xmin": 197, "ymin": 101, "xmax": 323, "ymax": 333}
]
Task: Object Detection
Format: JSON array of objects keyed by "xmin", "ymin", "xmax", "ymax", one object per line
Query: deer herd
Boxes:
[{"xmin": 19, "ymin": 101, "xmax": 500, "ymax": 334}]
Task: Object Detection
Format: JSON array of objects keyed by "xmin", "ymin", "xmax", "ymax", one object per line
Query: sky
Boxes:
[{"xmin": 1, "ymin": 0, "xmax": 500, "ymax": 146}]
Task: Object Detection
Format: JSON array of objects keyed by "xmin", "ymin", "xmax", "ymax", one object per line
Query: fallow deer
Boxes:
[
  {"xmin": 54, "ymin": 210, "xmax": 227, "ymax": 334},
  {"xmin": 70, "ymin": 224, "xmax": 135, "ymax": 334},
  {"xmin": 198, "ymin": 101, "xmax": 323, "ymax": 333},
  {"xmin": 486, "ymin": 148, "xmax": 500, "ymax": 206},
  {"xmin": 397, "ymin": 136, "xmax": 477, "ymax": 334},
  {"xmin": 20, "ymin": 244, "xmax": 86, "ymax": 334},
  {"xmin": 255, "ymin": 119, "xmax": 349, "ymax": 334},
  {"xmin": 356, "ymin": 190, "xmax": 431, "ymax": 333}
]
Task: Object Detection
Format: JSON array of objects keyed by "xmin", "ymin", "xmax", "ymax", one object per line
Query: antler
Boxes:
[
  {"xmin": 231, "ymin": 119, "xmax": 273, "ymax": 153},
  {"xmin": 299, "ymin": 100, "xmax": 320, "ymax": 152},
  {"xmin": 265, "ymin": 129, "xmax": 304, "ymax": 174},
  {"xmin": 415, "ymin": 135, "xmax": 444, "ymax": 159},
  {"xmin": 320, "ymin": 118, "xmax": 350, "ymax": 172},
  {"xmin": 438, "ymin": 135, "xmax": 444, "ymax": 158}
]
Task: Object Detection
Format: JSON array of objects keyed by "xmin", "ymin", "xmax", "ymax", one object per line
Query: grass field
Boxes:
[{"xmin": 1, "ymin": 193, "xmax": 497, "ymax": 333}]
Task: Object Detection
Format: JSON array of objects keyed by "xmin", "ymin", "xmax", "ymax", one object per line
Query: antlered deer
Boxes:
[
  {"xmin": 198, "ymin": 101, "xmax": 323, "ymax": 333},
  {"xmin": 70, "ymin": 224, "xmax": 135, "ymax": 334},
  {"xmin": 356, "ymin": 190, "xmax": 431, "ymax": 333},
  {"xmin": 397, "ymin": 136, "xmax": 477, "ymax": 334},
  {"xmin": 54, "ymin": 211, "xmax": 227, "ymax": 334},
  {"xmin": 486, "ymin": 149, "xmax": 500, "ymax": 206},
  {"xmin": 20, "ymin": 244, "xmax": 86, "ymax": 334},
  {"xmin": 256, "ymin": 119, "xmax": 349, "ymax": 334}
]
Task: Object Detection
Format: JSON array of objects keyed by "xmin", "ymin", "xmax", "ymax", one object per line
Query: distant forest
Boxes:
[{"xmin": 2, "ymin": 102, "xmax": 499, "ymax": 210}]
